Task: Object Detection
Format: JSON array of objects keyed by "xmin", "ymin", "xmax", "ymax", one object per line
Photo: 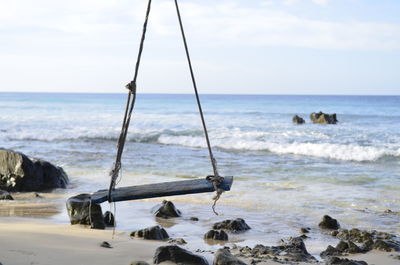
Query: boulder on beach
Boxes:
[
  {"xmin": 66, "ymin": 193, "xmax": 105, "ymax": 229},
  {"xmin": 103, "ymin": 211, "xmax": 115, "ymax": 227},
  {"xmin": 152, "ymin": 200, "xmax": 182, "ymax": 218},
  {"xmin": 0, "ymin": 189, "xmax": 13, "ymax": 200},
  {"xmin": 310, "ymin": 112, "xmax": 338, "ymax": 124},
  {"xmin": 131, "ymin": 225, "xmax": 169, "ymax": 240},
  {"xmin": 319, "ymin": 215, "xmax": 340, "ymax": 230},
  {"xmin": 153, "ymin": 245, "xmax": 208, "ymax": 265},
  {"xmin": 213, "ymin": 248, "xmax": 246, "ymax": 265},
  {"xmin": 0, "ymin": 148, "xmax": 68, "ymax": 192},
  {"xmin": 204, "ymin": 230, "xmax": 229, "ymax": 241},
  {"xmin": 212, "ymin": 218, "xmax": 250, "ymax": 232},
  {"xmin": 292, "ymin": 115, "xmax": 305, "ymax": 124}
]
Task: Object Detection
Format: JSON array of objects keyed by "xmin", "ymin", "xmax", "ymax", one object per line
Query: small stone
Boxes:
[
  {"xmin": 300, "ymin": 227, "xmax": 310, "ymax": 234},
  {"xmin": 190, "ymin": 217, "xmax": 199, "ymax": 221},
  {"xmin": 168, "ymin": 238, "xmax": 187, "ymax": 245},
  {"xmin": 319, "ymin": 215, "xmax": 340, "ymax": 230},
  {"xmin": 130, "ymin": 262, "xmax": 149, "ymax": 265},
  {"xmin": 100, "ymin": 241, "xmax": 112, "ymax": 248},
  {"xmin": 213, "ymin": 218, "xmax": 251, "ymax": 232},
  {"xmin": 152, "ymin": 200, "xmax": 181, "ymax": 218},
  {"xmin": 66, "ymin": 193, "xmax": 105, "ymax": 230},
  {"xmin": 204, "ymin": 230, "xmax": 229, "ymax": 241},
  {"xmin": 131, "ymin": 225, "xmax": 169, "ymax": 240},
  {"xmin": 103, "ymin": 211, "xmax": 115, "ymax": 227}
]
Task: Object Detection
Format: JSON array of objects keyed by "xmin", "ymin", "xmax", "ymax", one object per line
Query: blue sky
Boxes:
[{"xmin": 0, "ymin": 0, "xmax": 399, "ymax": 95}]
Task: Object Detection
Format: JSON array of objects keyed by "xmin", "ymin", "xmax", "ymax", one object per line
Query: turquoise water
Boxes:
[{"xmin": 0, "ymin": 92, "xmax": 399, "ymax": 251}]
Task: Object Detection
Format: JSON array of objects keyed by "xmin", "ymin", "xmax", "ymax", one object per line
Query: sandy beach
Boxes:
[{"xmin": 0, "ymin": 217, "xmax": 399, "ymax": 265}]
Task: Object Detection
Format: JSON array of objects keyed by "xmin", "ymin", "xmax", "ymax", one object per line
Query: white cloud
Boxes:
[{"xmin": 0, "ymin": 0, "xmax": 398, "ymax": 52}]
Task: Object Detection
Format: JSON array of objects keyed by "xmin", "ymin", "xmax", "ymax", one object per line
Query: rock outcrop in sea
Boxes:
[
  {"xmin": 0, "ymin": 148, "xmax": 68, "ymax": 192},
  {"xmin": 204, "ymin": 230, "xmax": 229, "ymax": 241},
  {"xmin": 310, "ymin": 112, "xmax": 338, "ymax": 124},
  {"xmin": 292, "ymin": 115, "xmax": 305, "ymax": 124}
]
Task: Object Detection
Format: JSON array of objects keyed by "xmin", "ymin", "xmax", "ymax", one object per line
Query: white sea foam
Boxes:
[{"xmin": 158, "ymin": 135, "xmax": 400, "ymax": 161}]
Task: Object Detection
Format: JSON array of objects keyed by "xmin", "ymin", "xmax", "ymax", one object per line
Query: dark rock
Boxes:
[
  {"xmin": 103, "ymin": 211, "xmax": 115, "ymax": 227},
  {"xmin": 310, "ymin": 112, "xmax": 338, "ymax": 124},
  {"xmin": 319, "ymin": 215, "xmax": 340, "ymax": 230},
  {"xmin": 190, "ymin": 217, "xmax": 199, "ymax": 221},
  {"xmin": 66, "ymin": 193, "xmax": 105, "ymax": 229},
  {"xmin": 204, "ymin": 230, "xmax": 229, "ymax": 241},
  {"xmin": 152, "ymin": 200, "xmax": 181, "ymax": 218},
  {"xmin": 168, "ymin": 238, "xmax": 187, "ymax": 245},
  {"xmin": 131, "ymin": 225, "xmax": 169, "ymax": 240},
  {"xmin": 100, "ymin": 241, "xmax": 112, "ymax": 248},
  {"xmin": 373, "ymin": 239, "xmax": 399, "ymax": 252},
  {"xmin": 238, "ymin": 237, "xmax": 316, "ymax": 263},
  {"xmin": 335, "ymin": 229, "xmax": 373, "ymax": 243},
  {"xmin": 213, "ymin": 218, "xmax": 251, "ymax": 232},
  {"xmin": 153, "ymin": 245, "xmax": 208, "ymax": 265},
  {"xmin": 300, "ymin": 227, "xmax": 310, "ymax": 234},
  {"xmin": 292, "ymin": 115, "xmax": 305, "ymax": 124},
  {"xmin": 320, "ymin": 245, "xmax": 342, "ymax": 258},
  {"xmin": 213, "ymin": 248, "xmax": 246, "ymax": 265},
  {"xmin": 0, "ymin": 148, "xmax": 68, "ymax": 192},
  {"xmin": 0, "ymin": 189, "xmax": 13, "ymax": 200},
  {"xmin": 300, "ymin": 234, "xmax": 310, "ymax": 239},
  {"xmin": 130, "ymin": 262, "xmax": 149, "ymax": 265},
  {"xmin": 325, "ymin": 257, "xmax": 368, "ymax": 265},
  {"xmin": 321, "ymin": 240, "xmax": 363, "ymax": 258}
]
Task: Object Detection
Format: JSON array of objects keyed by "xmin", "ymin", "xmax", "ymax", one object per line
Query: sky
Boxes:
[{"xmin": 0, "ymin": 0, "xmax": 399, "ymax": 95}]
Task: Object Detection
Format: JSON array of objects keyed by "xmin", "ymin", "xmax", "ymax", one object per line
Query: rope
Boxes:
[
  {"xmin": 108, "ymin": 0, "xmax": 152, "ymax": 203},
  {"xmin": 174, "ymin": 0, "xmax": 224, "ymax": 214}
]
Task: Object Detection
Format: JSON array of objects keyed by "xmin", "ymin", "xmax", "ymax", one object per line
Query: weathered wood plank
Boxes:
[{"xmin": 90, "ymin": 176, "xmax": 233, "ymax": 204}]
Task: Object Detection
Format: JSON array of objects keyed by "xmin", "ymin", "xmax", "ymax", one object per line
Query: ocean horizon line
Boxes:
[{"xmin": 0, "ymin": 91, "xmax": 399, "ymax": 97}]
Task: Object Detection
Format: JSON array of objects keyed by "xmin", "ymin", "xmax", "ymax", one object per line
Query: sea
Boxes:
[{"xmin": 0, "ymin": 92, "xmax": 399, "ymax": 256}]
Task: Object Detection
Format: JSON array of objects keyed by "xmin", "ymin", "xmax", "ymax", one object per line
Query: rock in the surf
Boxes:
[
  {"xmin": 213, "ymin": 248, "xmax": 246, "ymax": 265},
  {"xmin": 238, "ymin": 236, "xmax": 316, "ymax": 263},
  {"xmin": 213, "ymin": 218, "xmax": 250, "ymax": 232},
  {"xmin": 319, "ymin": 215, "xmax": 340, "ymax": 230},
  {"xmin": 153, "ymin": 245, "xmax": 208, "ymax": 265},
  {"xmin": 103, "ymin": 211, "xmax": 115, "ymax": 227},
  {"xmin": 152, "ymin": 200, "xmax": 182, "ymax": 218},
  {"xmin": 66, "ymin": 193, "xmax": 105, "ymax": 229},
  {"xmin": 310, "ymin": 112, "xmax": 338, "ymax": 124},
  {"xmin": 204, "ymin": 230, "xmax": 229, "ymax": 241},
  {"xmin": 292, "ymin": 115, "xmax": 305, "ymax": 124},
  {"xmin": 320, "ymin": 240, "xmax": 363, "ymax": 258},
  {"xmin": 0, "ymin": 148, "xmax": 68, "ymax": 192},
  {"xmin": 332, "ymin": 228, "xmax": 400, "ymax": 252},
  {"xmin": 131, "ymin": 225, "xmax": 169, "ymax": 240},
  {"xmin": 325, "ymin": 257, "xmax": 368, "ymax": 265},
  {"xmin": 0, "ymin": 189, "xmax": 13, "ymax": 200}
]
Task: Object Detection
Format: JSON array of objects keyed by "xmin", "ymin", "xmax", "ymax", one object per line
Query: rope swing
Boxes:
[{"xmin": 108, "ymin": 0, "xmax": 225, "ymax": 215}]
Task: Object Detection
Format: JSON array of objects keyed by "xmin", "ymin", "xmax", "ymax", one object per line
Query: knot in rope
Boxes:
[{"xmin": 206, "ymin": 175, "xmax": 225, "ymax": 215}]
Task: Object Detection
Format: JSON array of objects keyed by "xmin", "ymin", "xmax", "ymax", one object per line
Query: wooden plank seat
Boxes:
[{"xmin": 90, "ymin": 176, "xmax": 233, "ymax": 204}]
